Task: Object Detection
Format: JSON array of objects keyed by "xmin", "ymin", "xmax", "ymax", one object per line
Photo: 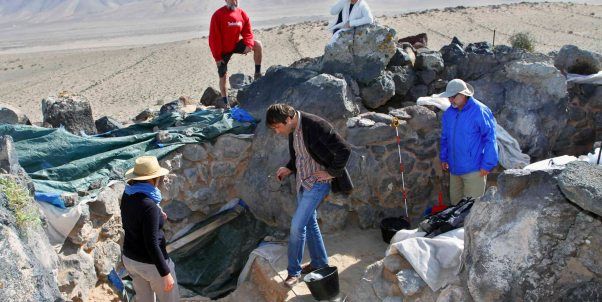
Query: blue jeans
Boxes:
[{"xmin": 287, "ymin": 182, "xmax": 330, "ymax": 277}]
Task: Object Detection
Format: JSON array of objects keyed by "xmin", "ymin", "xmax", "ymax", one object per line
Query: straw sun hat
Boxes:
[{"xmin": 124, "ymin": 156, "xmax": 169, "ymax": 180}]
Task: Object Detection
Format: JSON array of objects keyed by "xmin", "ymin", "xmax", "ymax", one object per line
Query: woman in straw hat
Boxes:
[{"xmin": 121, "ymin": 156, "xmax": 179, "ymax": 301}]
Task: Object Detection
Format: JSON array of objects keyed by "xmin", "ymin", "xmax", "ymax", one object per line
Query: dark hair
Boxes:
[
  {"xmin": 265, "ymin": 103, "xmax": 296, "ymax": 126},
  {"xmin": 127, "ymin": 177, "xmax": 162, "ymax": 185}
]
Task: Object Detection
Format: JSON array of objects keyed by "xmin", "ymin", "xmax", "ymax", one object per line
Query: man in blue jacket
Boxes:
[{"xmin": 436, "ymin": 79, "xmax": 498, "ymax": 204}]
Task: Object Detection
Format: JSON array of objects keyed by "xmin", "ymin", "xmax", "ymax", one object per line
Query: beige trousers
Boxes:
[
  {"xmin": 122, "ymin": 256, "xmax": 180, "ymax": 302},
  {"xmin": 449, "ymin": 171, "xmax": 486, "ymax": 205}
]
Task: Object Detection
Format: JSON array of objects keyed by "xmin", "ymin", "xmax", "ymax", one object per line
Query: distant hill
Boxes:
[
  {"xmin": 0, "ymin": 0, "xmax": 216, "ymax": 24},
  {"xmin": 0, "ymin": 0, "xmax": 336, "ymax": 25}
]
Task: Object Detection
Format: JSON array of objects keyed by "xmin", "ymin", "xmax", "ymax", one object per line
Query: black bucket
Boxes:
[
  {"xmin": 380, "ymin": 217, "xmax": 411, "ymax": 244},
  {"xmin": 304, "ymin": 266, "xmax": 339, "ymax": 301}
]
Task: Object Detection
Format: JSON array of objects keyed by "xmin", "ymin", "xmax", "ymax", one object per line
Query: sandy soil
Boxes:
[
  {"xmin": 0, "ymin": 2, "xmax": 601, "ymax": 125},
  {"xmin": 88, "ymin": 224, "xmax": 388, "ymax": 302}
]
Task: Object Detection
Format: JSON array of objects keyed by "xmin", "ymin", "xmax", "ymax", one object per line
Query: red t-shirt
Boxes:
[{"xmin": 209, "ymin": 6, "xmax": 255, "ymax": 62}]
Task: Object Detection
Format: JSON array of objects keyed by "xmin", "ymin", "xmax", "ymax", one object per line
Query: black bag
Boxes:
[{"xmin": 419, "ymin": 197, "xmax": 475, "ymax": 238}]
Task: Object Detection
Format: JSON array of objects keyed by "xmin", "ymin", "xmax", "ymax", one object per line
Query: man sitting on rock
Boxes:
[
  {"xmin": 328, "ymin": 0, "xmax": 374, "ymax": 44},
  {"xmin": 266, "ymin": 104, "xmax": 353, "ymax": 288},
  {"xmin": 209, "ymin": 0, "xmax": 263, "ymax": 107},
  {"xmin": 437, "ymin": 79, "xmax": 499, "ymax": 204}
]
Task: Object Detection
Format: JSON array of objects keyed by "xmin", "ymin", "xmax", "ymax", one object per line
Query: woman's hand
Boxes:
[{"xmin": 163, "ymin": 273, "xmax": 175, "ymax": 292}]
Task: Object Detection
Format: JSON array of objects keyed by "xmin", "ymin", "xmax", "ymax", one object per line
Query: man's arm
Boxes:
[
  {"xmin": 330, "ymin": 0, "xmax": 347, "ymax": 15},
  {"xmin": 349, "ymin": 2, "xmax": 374, "ymax": 27},
  {"xmin": 440, "ymin": 113, "xmax": 449, "ymax": 167},
  {"xmin": 209, "ymin": 12, "xmax": 223, "ymax": 62},
  {"xmin": 240, "ymin": 10, "xmax": 255, "ymax": 49},
  {"xmin": 479, "ymin": 109, "xmax": 499, "ymax": 172}
]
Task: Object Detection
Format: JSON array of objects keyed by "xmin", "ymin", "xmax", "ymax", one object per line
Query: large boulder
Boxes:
[
  {"xmin": 360, "ymin": 71, "xmax": 395, "ymax": 109},
  {"xmin": 0, "ymin": 105, "xmax": 31, "ymax": 125},
  {"xmin": 390, "ymin": 66, "xmax": 416, "ymax": 97},
  {"xmin": 94, "ymin": 116, "xmax": 123, "ymax": 133},
  {"xmin": 0, "ymin": 136, "xmax": 33, "ymax": 193},
  {"xmin": 229, "ymin": 73, "xmax": 253, "ymax": 90},
  {"xmin": 387, "ymin": 47, "xmax": 414, "ymax": 69},
  {"xmin": 554, "ymin": 45, "xmax": 601, "ymax": 75},
  {"xmin": 238, "ymin": 66, "xmax": 361, "ymax": 127},
  {"xmin": 236, "ymin": 67, "xmax": 361, "ymax": 228},
  {"xmin": 237, "ymin": 65, "xmax": 318, "ymax": 119},
  {"xmin": 0, "ymin": 178, "xmax": 61, "ymax": 302},
  {"xmin": 57, "ymin": 244, "xmax": 98, "ymax": 302},
  {"xmin": 0, "ymin": 219, "xmax": 62, "ymax": 302},
  {"xmin": 322, "ymin": 24, "xmax": 397, "ymax": 84},
  {"xmin": 442, "ymin": 41, "xmax": 568, "ymax": 160},
  {"xmin": 93, "ymin": 240, "xmax": 121, "ymax": 278},
  {"xmin": 42, "ymin": 93, "xmax": 97, "ymax": 135},
  {"xmin": 0, "ymin": 136, "xmax": 27, "ymax": 176},
  {"xmin": 558, "ymin": 161, "xmax": 602, "ymax": 217},
  {"xmin": 462, "ymin": 168, "xmax": 602, "ymax": 301},
  {"xmin": 200, "ymin": 87, "xmax": 222, "ymax": 107},
  {"xmin": 555, "ymin": 82, "xmax": 602, "ymax": 156},
  {"xmin": 415, "ymin": 49, "xmax": 444, "ymax": 73}
]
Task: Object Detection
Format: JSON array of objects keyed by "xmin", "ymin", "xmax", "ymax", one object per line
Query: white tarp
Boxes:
[
  {"xmin": 237, "ymin": 242, "xmax": 287, "ymax": 286},
  {"xmin": 524, "ymin": 150, "xmax": 601, "ymax": 170},
  {"xmin": 583, "ymin": 147, "xmax": 602, "ymax": 166},
  {"xmin": 566, "ymin": 71, "xmax": 602, "ymax": 85},
  {"xmin": 36, "ymin": 200, "xmax": 82, "ymax": 248},
  {"xmin": 524, "ymin": 155, "xmax": 580, "ymax": 170},
  {"xmin": 386, "ymin": 228, "xmax": 464, "ymax": 291},
  {"xmin": 496, "ymin": 123, "xmax": 531, "ymax": 169},
  {"xmin": 416, "ymin": 96, "xmax": 450, "ymax": 111}
]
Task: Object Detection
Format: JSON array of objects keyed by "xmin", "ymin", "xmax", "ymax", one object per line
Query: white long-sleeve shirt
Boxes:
[{"xmin": 328, "ymin": 0, "xmax": 374, "ymax": 31}]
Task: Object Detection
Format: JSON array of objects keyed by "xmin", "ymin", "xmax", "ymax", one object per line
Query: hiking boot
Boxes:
[
  {"xmin": 283, "ymin": 275, "xmax": 299, "ymax": 288},
  {"xmin": 254, "ymin": 72, "xmax": 263, "ymax": 80},
  {"xmin": 301, "ymin": 264, "xmax": 317, "ymax": 275}
]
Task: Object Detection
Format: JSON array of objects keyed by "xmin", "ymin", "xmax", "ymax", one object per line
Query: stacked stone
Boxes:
[
  {"xmin": 555, "ymin": 82, "xmax": 602, "ymax": 156},
  {"xmin": 345, "ymin": 106, "xmax": 441, "ymax": 228},
  {"xmin": 60, "ymin": 182, "xmax": 125, "ymax": 301},
  {"xmin": 158, "ymin": 134, "xmax": 253, "ymax": 238}
]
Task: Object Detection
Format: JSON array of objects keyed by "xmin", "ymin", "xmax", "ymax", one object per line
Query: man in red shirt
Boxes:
[{"xmin": 209, "ymin": 0, "xmax": 263, "ymax": 107}]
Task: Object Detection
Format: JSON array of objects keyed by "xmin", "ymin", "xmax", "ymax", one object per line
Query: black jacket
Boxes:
[
  {"xmin": 286, "ymin": 111, "xmax": 353, "ymax": 194},
  {"xmin": 121, "ymin": 192, "xmax": 170, "ymax": 276}
]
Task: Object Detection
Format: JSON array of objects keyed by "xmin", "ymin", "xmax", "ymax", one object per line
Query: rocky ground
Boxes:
[
  {"xmin": 0, "ymin": 2, "xmax": 601, "ymax": 302},
  {"xmin": 0, "ymin": 2, "xmax": 601, "ymax": 125}
]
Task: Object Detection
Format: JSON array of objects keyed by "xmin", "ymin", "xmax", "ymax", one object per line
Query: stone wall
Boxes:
[
  {"xmin": 554, "ymin": 82, "xmax": 602, "ymax": 156},
  {"xmin": 159, "ymin": 134, "xmax": 254, "ymax": 238}
]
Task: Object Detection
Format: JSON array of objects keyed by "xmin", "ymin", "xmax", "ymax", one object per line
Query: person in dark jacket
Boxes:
[
  {"xmin": 121, "ymin": 156, "xmax": 179, "ymax": 301},
  {"xmin": 436, "ymin": 79, "xmax": 498, "ymax": 205},
  {"xmin": 266, "ymin": 103, "xmax": 353, "ymax": 288}
]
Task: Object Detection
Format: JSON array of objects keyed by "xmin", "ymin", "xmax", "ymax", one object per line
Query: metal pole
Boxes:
[
  {"xmin": 493, "ymin": 29, "xmax": 496, "ymax": 48},
  {"xmin": 597, "ymin": 146, "xmax": 601, "ymax": 165},
  {"xmin": 395, "ymin": 126, "xmax": 409, "ymax": 219}
]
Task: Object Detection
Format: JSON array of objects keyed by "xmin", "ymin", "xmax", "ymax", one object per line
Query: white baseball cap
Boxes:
[{"xmin": 435, "ymin": 79, "xmax": 474, "ymax": 98}]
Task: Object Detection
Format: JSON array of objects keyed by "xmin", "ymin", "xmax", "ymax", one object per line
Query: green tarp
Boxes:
[
  {"xmin": 170, "ymin": 202, "xmax": 276, "ymax": 299},
  {"xmin": 0, "ymin": 109, "xmax": 256, "ymax": 196}
]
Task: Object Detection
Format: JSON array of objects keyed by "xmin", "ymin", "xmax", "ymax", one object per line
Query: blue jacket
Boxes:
[{"xmin": 440, "ymin": 97, "xmax": 498, "ymax": 175}]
